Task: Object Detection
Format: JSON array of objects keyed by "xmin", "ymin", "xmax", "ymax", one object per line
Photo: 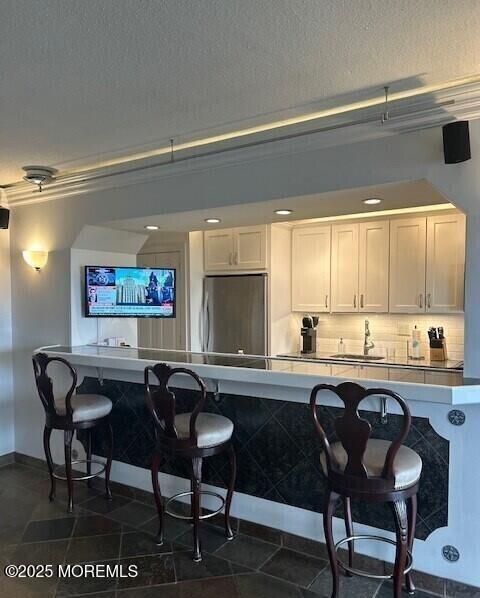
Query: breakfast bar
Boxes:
[{"xmin": 38, "ymin": 344, "xmax": 480, "ymax": 587}]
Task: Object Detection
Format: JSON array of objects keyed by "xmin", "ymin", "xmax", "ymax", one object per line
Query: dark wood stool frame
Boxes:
[
  {"xmin": 32, "ymin": 352, "xmax": 113, "ymax": 513},
  {"xmin": 145, "ymin": 363, "xmax": 236, "ymax": 562},
  {"xmin": 310, "ymin": 381, "xmax": 419, "ymax": 598}
]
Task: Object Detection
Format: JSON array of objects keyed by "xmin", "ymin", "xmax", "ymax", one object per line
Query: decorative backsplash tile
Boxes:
[{"xmin": 291, "ymin": 313, "xmax": 464, "ymax": 361}]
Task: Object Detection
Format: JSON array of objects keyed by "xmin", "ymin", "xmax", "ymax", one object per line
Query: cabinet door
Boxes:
[
  {"xmin": 204, "ymin": 229, "xmax": 234, "ymax": 271},
  {"xmin": 233, "ymin": 225, "xmax": 267, "ymax": 269},
  {"xmin": 292, "ymin": 226, "xmax": 331, "ymax": 312},
  {"xmin": 426, "ymin": 213, "xmax": 466, "ymax": 312},
  {"xmin": 389, "ymin": 218, "xmax": 426, "ymax": 313},
  {"xmin": 331, "ymin": 223, "xmax": 359, "ymax": 312},
  {"xmin": 359, "ymin": 220, "xmax": 389, "ymax": 312}
]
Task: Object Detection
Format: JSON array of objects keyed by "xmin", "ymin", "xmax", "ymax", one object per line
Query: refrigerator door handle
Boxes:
[
  {"xmin": 205, "ymin": 295, "xmax": 211, "ymax": 351},
  {"xmin": 201, "ymin": 289, "xmax": 208, "ymax": 352}
]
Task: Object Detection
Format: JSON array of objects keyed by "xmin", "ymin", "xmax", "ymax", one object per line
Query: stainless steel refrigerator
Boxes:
[{"xmin": 202, "ymin": 274, "xmax": 268, "ymax": 355}]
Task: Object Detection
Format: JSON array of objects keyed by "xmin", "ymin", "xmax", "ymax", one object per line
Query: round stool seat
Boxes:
[
  {"xmin": 175, "ymin": 412, "xmax": 233, "ymax": 447},
  {"xmin": 55, "ymin": 394, "xmax": 112, "ymax": 423},
  {"xmin": 320, "ymin": 439, "xmax": 422, "ymax": 490}
]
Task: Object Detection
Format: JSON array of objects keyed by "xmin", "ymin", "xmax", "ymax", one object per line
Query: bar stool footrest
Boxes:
[
  {"xmin": 335, "ymin": 534, "xmax": 413, "ymax": 581},
  {"xmin": 53, "ymin": 459, "xmax": 106, "ymax": 482},
  {"xmin": 165, "ymin": 490, "xmax": 225, "ymax": 521}
]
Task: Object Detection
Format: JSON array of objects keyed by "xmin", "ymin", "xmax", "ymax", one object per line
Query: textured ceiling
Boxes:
[{"xmin": 2, "ymin": 0, "xmax": 480, "ymax": 185}]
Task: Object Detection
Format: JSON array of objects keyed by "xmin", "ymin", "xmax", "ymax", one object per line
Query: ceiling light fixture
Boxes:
[
  {"xmin": 22, "ymin": 166, "xmax": 56, "ymax": 192},
  {"xmin": 363, "ymin": 198, "xmax": 383, "ymax": 205},
  {"xmin": 144, "ymin": 225, "xmax": 159, "ymax": 230},
  {"xmin": 205, "ymin": 218, "xmax": 221, "ymax": 224},
  {"xmin": 274, "ymin": 209, "xmax": 293, "ymax": 215}
]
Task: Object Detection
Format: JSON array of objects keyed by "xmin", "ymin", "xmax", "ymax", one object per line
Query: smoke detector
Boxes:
[{"xmin": 22, "ymin": 166, "xmax": 57, "ymax": 192}]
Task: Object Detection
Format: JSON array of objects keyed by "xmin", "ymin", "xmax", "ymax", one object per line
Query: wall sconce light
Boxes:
[{"xmin": 23, "ymin": 250, "xmax": 49, "ymax": 272}]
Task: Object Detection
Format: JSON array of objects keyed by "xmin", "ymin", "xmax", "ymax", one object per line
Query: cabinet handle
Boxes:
[
  {"xmin": 325, "ymin": 295, "xmax": 328, "ymax": 309},
  {"xmin": 427, "ymin": 293, "xmax": 432, "ymax": 309},
  {"xmin": 234, "ymin": 252, "xmax": 238, "ymax": 265},
  {"xmin": 229, "ymin": 252, "xmax": 233, "ymax": 266},
  {"xmin": 419, "ymin": 293, "xmax": 423, "ymax": 309},
  {"xmin": 353, "ymin": 294, "xmax": 357, "ymax": 308},
  {"xmin": 360, "ymin": 294, "xmax": 364, "ymax": 309}
]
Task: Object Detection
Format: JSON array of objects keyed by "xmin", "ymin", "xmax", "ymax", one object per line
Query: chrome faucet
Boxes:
[{"xmin": 364, "ymin": 319, "xmax": 375, "ymax": 355}]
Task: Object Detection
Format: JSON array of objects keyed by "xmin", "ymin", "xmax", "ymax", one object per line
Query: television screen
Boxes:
[{"xmin": 85, "ymin": 266, "xmax": 176, "ymax": 318}]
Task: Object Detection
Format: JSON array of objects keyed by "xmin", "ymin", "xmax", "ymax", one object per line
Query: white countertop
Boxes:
[{"xmin": 36, "ymin": 345, "xmax": 480, "ymax": 406}]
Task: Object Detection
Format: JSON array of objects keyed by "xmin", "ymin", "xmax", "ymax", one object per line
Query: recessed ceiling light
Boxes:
[
  {"xmin": 274, "ymin": 209, "xmax": 293, "ymax": 215},
  {"xmin": 205, "ymin": 218, "xmax": 221, "ymax": 224},
  {"xmin": 144, "ymin": 225, "xmax": 159, "ymax": 230},
  {"xmin": 363, "ymin": 198, "xmax": 382, "ymax": 205}
]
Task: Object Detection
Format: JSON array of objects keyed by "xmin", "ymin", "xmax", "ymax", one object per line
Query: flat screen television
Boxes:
[{"xmin": 85, "ymin": 266, "xmax": 176, "ymax": 318}]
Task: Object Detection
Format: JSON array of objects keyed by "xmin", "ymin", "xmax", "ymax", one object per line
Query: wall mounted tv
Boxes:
[{"xmin": 85, "ymin": 266, "xmax": 176, "ymax": 318}]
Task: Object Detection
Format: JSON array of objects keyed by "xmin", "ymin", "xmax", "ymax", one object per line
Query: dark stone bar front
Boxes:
[{"xmin": 78, "ymin": 376, "xmax": 449, "ymax": 540}]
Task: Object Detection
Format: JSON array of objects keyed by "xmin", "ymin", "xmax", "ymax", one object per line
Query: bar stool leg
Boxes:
[
  {"xmin": 105, "ymin": 422, "xmax": 113, "ymax": 501},
  {"xmin": 343, "ymin": 496, "xmax": 354, "ymax": 576},
  {"xmin": 151, "ymin": 452, "xmax": 164, "ymax": 545},
  {"xmin": 191, "ymin": 457, "xmax": 203, "ymax": 562},
  {"xmin": 391, "ymin": 500, "xmax": 409, "ymax": 598},
  {"xmin": 43, "ymin": 426, "xmax": 55, "ymax": 502},
  {"xmin": 86, "ymin": 430, "xmax": 93, "ymax": 488},
  {"xmin": 324, "ymin": 490, "xmax": 340, "ymax": 598},
  {"xmin": 224, "ymin": 444, "xmax": 236, "ymax": 540},
  {"xmin": 64, "ymin": 429, "xmax": 74, "ymax": 513},
  {"xmin": 405, "ymin": 494, "xmax": 417, "ymax": 595}
]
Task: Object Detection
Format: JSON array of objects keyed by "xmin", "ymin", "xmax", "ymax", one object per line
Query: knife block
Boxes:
[{"xmin": 430, "ymin": 339, "xmax": 448, "ymax": 361}]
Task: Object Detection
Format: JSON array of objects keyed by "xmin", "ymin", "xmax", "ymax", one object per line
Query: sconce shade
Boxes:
[{"xmin": 23, "ymin": 250, "xmax": 48, "ymax": 271}]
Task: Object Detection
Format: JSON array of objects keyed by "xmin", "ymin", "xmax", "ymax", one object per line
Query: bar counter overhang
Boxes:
[{"xmin": 37, "ymin": 345, "xmax": 480, "ymax": 587}]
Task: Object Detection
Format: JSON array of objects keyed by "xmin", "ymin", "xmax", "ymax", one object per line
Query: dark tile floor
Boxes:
[{"xmin": 0, "ymin": 462, "xmax": 478, "ymax": 597}]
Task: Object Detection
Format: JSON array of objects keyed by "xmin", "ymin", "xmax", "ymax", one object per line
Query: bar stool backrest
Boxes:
[
  {"xmin": 310, "ymin": 381, "xmax": 412, "ymax": 491},
  {"xmin": 144, "ymin": 363, "xmax": 208, "ymax": 448},
  {"xmin": 32, "ymin": 352, "xmax": 77, "ymax": 420}
]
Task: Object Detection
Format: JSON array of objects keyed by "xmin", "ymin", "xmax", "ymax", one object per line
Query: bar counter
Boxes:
[{"xmin": 36, "ymin": 344, "xmax": 480, "ymax": 587}]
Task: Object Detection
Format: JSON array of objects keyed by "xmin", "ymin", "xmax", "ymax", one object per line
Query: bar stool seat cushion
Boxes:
[
  {"xmin": 320, "ymin": 439, "xmax": 422, "ymax": 490},
  {"xmin": 175, "ymin": 412, "xmax": 234, "ymax": 447},
  {"xmin": 55, "ymin": 394, "xmax": 113, "ymax": 423}
]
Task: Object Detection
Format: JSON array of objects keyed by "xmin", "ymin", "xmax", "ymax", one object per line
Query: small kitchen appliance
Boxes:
[{"xmin": 301, "ymin": 315, "xmax": 319, "ymax": 354}]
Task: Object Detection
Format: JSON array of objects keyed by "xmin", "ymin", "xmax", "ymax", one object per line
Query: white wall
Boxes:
[
  {"xmin": 269, "ymin": 224, "xmax": 296, "ymax": 355},
  {"xmin": 9, "ymin": 122, "xmax": 480, "ymax": 461},
  {"xmin": 0, "ymin": 225, "xmax": 14, "ymax": 456},
  {"xmin": 188, "ymin": 231, "xmax": 204, "ymax": 352}
]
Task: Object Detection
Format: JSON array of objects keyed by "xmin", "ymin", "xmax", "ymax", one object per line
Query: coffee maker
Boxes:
[{"xmin": 301, "ymin": 315, "xmax": 319, "ymax": 354}]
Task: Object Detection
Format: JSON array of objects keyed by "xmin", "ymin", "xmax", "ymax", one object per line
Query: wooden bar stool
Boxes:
[
  {"xmin": 145, "ymin": 363, "xmax": 236, "ymax": 562},
  {"xmin": 310, "ymin": 381, "xmax": 422, "ymax": 598},
  {"xmin": 32, "ymin": 352, "xmax": 114, "ymax": 513}
]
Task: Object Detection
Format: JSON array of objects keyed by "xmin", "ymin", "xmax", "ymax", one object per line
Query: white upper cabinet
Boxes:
[
  {"xmin": 292, "ymin": 225, "xmax": 331, "ymax": 312},
  {"xmin": 389, "ymin": 217, "xmax": 427, "ymax": 313},
  {"xmin": 426, "ymin": 213, "xmax": 466, "ymax": 313},
  {"xmin": 204, "ymin": 225, "xmax": 267, "ymax": 272},
  {"xmin": 204, "ymin": 229, "xmax": 234, "ymax": 271},
  {"xmin": 358, "ymin": 220, "xmax": 390, "ymax": 313},
  {"xmin": 331, "ymin": 223, "xmax": 359, "ymax": 312},
  {"xmin": 234, "ymin": 225, "xmax": 268, "ymax": 269}
]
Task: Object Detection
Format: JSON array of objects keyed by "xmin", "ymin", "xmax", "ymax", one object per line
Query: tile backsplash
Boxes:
[{"xmin": 291, "ymin": 313, "xmax": 464, "ymax": 361}]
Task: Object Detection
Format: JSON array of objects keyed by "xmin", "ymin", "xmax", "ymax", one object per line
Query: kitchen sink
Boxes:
[{"xmin": 330, "ymin": 353, "xmax": 385, "ymax": 361}]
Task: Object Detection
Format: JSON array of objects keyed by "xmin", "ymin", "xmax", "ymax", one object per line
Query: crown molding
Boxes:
[{"xmin": 5, "ymin": 81, "xmax": 480, "ymax": 208}]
